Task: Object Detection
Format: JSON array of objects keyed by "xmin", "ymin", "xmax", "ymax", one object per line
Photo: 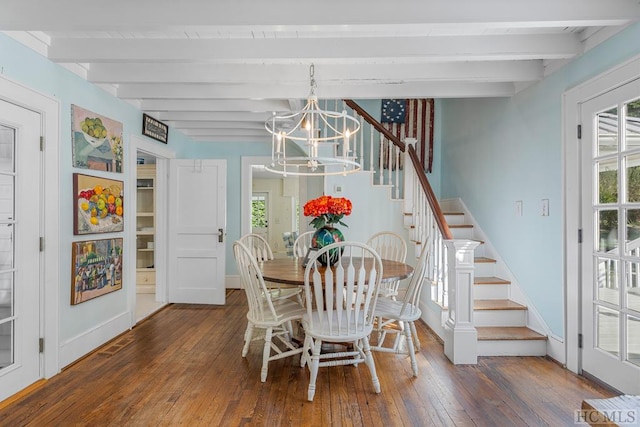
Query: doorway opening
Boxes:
[{"xmin": 135, "ymin": 150, "xmax": 164, "ymax": 322}]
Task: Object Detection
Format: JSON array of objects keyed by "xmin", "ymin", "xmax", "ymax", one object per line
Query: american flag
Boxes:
[{"xmin": 381, "ymin": 99, "xmax": 435, "ymax": 172}]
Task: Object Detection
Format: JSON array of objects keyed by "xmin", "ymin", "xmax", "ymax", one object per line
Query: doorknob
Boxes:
[{"xmin": 218, "ymin": 228, "xmax": 224, "ymax": 243}]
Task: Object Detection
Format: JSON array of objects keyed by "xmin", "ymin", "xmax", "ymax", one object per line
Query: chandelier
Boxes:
[{"xmin": 264, "ymin": 64, "xmax": 361, "ymax": 176}]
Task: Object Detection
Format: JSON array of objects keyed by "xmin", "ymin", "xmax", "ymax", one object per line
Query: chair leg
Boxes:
[
  {"xmin": 242, "ymin": 322, "xmax": 254, "ymax": 357},
  {"xmin": 307, "ymin": 338, "xmax": 322, "ymax": 401},
  {"xmin": 362, "ymin": 336, "xmax": 381, "ymax": 394},
  {"xmin": 300, "ymin": 334, "xmax": 311, "ymax": 368},
  {"xmin": 261, "ymin": 327, "xmax": 273, "ymax": 382},
  {"xmin": 410, "ymin": 321, "xmax": 421, "ymax": 351},
  {"xmin": 403, "ymin": 321, "xmax": 418, "ymax": 377}
]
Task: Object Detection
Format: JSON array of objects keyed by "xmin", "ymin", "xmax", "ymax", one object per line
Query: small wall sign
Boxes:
[{"xmin": 142, "ymin": 113, "xmax": 168, "ymax": 144}]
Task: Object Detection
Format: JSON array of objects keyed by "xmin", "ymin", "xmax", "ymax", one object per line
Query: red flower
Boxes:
[{"xmin": 304, "ymin": 195, "xmax": 352, "ymax": 229}]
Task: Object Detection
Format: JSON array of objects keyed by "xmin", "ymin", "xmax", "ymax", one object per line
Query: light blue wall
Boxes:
[
  {"xmin": 0, "ymin": 33, "xmax": 198, "ymax": 343},
  {"xmin": 440, "ymin": 23, "xmax": 640, "ymax": 338}
]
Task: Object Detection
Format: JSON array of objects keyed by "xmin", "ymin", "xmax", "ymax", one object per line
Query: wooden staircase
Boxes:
[
  {"xmin": 343, "ymin": 99, "xmax": 547, "ymax": 360},
  {"xmin": 444, "ymin": 209, "xmax": 547, "ymax": 356}
]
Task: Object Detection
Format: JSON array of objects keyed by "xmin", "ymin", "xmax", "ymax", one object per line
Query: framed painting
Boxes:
[
  {"xmin": 71, "ymin": 238, "xmax": 123, "ymax": 305},
  {"xmin": 73, "ymin": 173, "xmax": 124, "ymax": 235},
  {"xmin": 71, "ymin": 105, "xmax": 123, "ymax": 173}
]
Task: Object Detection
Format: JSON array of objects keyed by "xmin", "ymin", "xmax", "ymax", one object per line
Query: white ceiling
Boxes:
[{"xmin": 3, "ymin": 0, "xmax": 640, "ymax": 144}]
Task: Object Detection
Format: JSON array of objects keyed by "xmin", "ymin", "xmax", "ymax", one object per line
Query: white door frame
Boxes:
[
  {"xmin": 0, "ymin": 75, "xmax": 60, "ymax": 378},
  {"xmin": 564, "ymin": 53, "xmax": 640, "ymax": 374},
  {"xmin": 241, "ymin": 157, "xmax": 271, "ymax": 237},
  {"xmin": 127, "ymin": 135, "xmax": 175, "ymax": 327}
]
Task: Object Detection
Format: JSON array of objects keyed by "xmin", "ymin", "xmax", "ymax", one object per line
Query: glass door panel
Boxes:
[{"xmin": 582, "ymin": 86, "xmax": 640, "ymax": 393}]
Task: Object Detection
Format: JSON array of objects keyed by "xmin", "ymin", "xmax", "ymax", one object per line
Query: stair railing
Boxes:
[
  {"xmin": 345, "ymin": 99, "xmax": 479, "ymax": 364},
  {"xmin": 344, "ymin": 100, "xmax": 404, "ymax": 199}
]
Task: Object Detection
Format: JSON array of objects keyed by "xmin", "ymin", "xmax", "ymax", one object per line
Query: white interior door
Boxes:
[
  {"xmin": 581, "ymin": 78, "xmax": 640, "ymax": 393},
  {"xmin": 0, "ymin": 99, "xmax": 41, "ymax": 400},
  {"xmin": 168, "ymin": 159, "xmax": 226, "ymax": 304}
]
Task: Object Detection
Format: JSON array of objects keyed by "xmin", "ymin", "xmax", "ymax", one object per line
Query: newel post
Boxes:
[{"xmin": 443, "ymin": 239, "xmax": 480, "ymax": 364}]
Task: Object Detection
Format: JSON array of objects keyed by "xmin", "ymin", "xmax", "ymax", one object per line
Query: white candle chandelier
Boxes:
[{"xmin": 264, "ymin": 64, "xmax": 361, "ymax": 176}]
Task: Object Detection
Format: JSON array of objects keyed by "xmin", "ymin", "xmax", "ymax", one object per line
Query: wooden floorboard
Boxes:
[{"xmin": 0, "ymin": 290, "xmax": 617, "ymax": 426}]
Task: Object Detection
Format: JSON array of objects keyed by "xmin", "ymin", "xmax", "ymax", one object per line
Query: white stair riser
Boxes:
[
  {"xmin": 444, "ymin": 214, "xmax": 466, "ymax": 226},
  {"xmin": 474, "ymin": 263, "xmax": 497, "ymax": 277},
  {"xmin": 449, "ymin": 227, "xmax": 474, "ymax": 240},
  {"xmin": 477, "ymin": 339, "xmax": 547, "ymax": 357},
  {"xmin": 474, "ymin": 310, "xmax": 526, "ymax": 327},
  {"xmin": 474, "ymin": 284, "xmax": 509, "ymax": 300}
]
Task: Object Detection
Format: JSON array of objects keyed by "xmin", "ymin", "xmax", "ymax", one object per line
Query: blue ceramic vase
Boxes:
[{"xmin": 311, "ymin": 226, "xmax": 345, "ymax": 266}]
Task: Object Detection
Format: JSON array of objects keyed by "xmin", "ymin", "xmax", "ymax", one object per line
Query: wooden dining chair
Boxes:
[
  {"xmin": 239, "ymin": 233, "xmax": 303, "ymax": 304},
  {"xmin": 233, "ymin": 241, "xmax": 305, "ymax": 382},
  {"xmin": 292, "ymin": 230, "xmax": 315, "ymax": 258},
  {"xmin": 300, "ymin": 241, "xmax": 383, "ymax": 401},
  {"xmin": 372, "ymin": 233, "xmax": 433, "ymax": 377},
  {"xmin": 366, "ymin": 231, "xmax": 407, "ymax": 299}
]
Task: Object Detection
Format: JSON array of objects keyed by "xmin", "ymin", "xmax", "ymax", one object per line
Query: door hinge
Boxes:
[
  {"xmin": 40, "ymin": 136, "xmax": 44, "ymax": 151},
  {"xmin": 39, "ymin": 237, "xmax": 45, "ymax": 251},
  {"xmin": 578, "ymin": 229, "xmax": 583, "ymax": 244},
  {"xmin": 39, "ymin": 338, "xmax": 44, "ymax": 353},
  {"xmin": 578, "ymin": 333, "xmax": 583, "ymax": 349},
  {"xmin": 577, "ymin": 124, "xmax": 582, "ymax": 140}
]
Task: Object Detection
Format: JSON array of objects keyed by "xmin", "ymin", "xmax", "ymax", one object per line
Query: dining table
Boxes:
[{"xmin": 259, "ymin": 256, "xmax": 414, "ymax": 287}]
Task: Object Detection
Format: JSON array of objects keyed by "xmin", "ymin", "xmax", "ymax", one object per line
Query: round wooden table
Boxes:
[{"xmin": 259, "ymin": 257, "xmax": 414, "ymax": 287}]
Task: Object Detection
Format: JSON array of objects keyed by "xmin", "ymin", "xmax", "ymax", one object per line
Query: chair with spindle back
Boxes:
[
  {"xmin": 239, "ymin": 233, "xmax": 303, "ymax": 303},
  {"xmin": 233, "ymin": 241, "xmax": 304, "ymax": 382},
  {"xmin": 372, "ymin": 233, "xmax": 433, "ymax": 377},
  {"xmin": 300, "ymin": 241, "xmax": 383, "ymax": 401},
  {"xmin": 366, "ymin": 231, "xmax": 407, "ymax": 299}
]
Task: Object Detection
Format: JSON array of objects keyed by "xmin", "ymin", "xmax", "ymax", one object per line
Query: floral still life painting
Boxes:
[
  {"xmin": 73, "ymin": 173, "xmax": 124, "ymax": 235},
  {"xmin": 71, "ymin": 105, "xmax": 123, "ymax": 173},
  {"xmin": 71, "ymin": 238, "xmax": 123, "ymax": 305}
]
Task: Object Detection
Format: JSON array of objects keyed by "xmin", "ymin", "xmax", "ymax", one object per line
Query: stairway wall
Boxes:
[{"xmin": 323, "ymin": 171, "xmax": 411, "ymax": 252}]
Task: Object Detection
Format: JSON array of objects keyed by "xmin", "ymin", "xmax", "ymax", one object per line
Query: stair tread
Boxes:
[
  {"xmin": 443, "ymin": 212, "xmax": 464, "ymax": 216},
  {"xmin": 474, "ymin": 257, "xmax": 496, "ymax": 264},
  {"xmin": 477, "ymin": 326, "xmax": 547, "ymax": 341},
  {"xmin": 475, "ymin": 276, "xmax": 510, "ymax": 285},
  {"xmin": 474, "ymin": 299, "xmax": 526, "ymax": 310},
  {"xmin": 449, "ymin": 224, "xmax": 473, "ymax": 229}
]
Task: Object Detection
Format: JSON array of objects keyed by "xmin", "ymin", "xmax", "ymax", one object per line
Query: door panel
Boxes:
[
  {"xmin": 0, "ymin": 99, "xmax": 41, "ymax": 400},
  {"xmin": 581, "ymin": 79, "xmax": 640, "ymax": 393},
  {"xmin": 168, "ymin": 159, "xmax": 226, "ymax": 304}
]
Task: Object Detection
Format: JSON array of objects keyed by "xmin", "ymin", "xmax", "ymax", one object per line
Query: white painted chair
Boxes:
[
  {"xmin": 300, "ymin": 241, "xmax": 383, "ymax": 401},
  {"xmin": 292, "ymin": 230, "xmax": 315, "ymax": 258},
  {"xmin": 239, "ymin": 233, "xmax": 303, "ymax": 303},
  {"xmin": 238, "ymin": 233, "xmax": 273, "ymax": 262},
  {"xmin": 372, "ymin": 233, "xmax": 433, "ymax": 377},
  {"xmin": 233, "ymin": 241, "xmax": 304, "ymax": 382},
  {"xmin": 366, "ymin": 231, "xmax": 407, "ymax": 299}
]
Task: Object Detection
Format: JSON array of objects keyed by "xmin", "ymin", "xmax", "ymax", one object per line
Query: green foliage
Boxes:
[{"xmin": 251, "ymin": 199, "xmax": 267, "ymax": 228}]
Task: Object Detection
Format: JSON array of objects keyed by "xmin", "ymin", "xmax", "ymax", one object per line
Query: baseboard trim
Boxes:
[
  {"xmin": 226, "ymin": 275, "xmax": 241, "ymax": 289},
  {"xmin": 59, "ymin": 310, "xmax": 130, "ymax": 368}
]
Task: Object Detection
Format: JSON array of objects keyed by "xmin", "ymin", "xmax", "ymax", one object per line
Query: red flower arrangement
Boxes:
[{"xmin": 303, "ymin": 195, "xmax": 353, "ymax": 229}]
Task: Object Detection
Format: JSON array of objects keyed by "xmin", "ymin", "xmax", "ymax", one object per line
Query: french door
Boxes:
[
  {"xmin": 581, "ymin": 78, "xmax": 640, "ymax": 393},
  {"xmin": 0, "ymin": 99, "xmax": 42, "ymax": 400}
]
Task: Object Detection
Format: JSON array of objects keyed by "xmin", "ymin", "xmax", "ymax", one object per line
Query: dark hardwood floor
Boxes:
[{"xmin": 0, "ymin": 290, "xmax": 615, "ymax": 426}]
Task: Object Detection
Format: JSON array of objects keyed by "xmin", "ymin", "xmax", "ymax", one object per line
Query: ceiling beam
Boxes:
[
  {"xmin": 133, "ymin": 81, "xmax": 515, "ymax": 101},
  {"xmin": 2, "ymin": 0, "xmax": 638, "ymax": 30},
  {"xmin": 139, "ymin": 99, "xmax": 290, "ymax": 112},
  {"xmin": 94, "ymin": 61, "xmax": 543, "ymax": 85},
  {"xmin": 48, "ymin": 34, "xmax": 581, "ymax": 62}
]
